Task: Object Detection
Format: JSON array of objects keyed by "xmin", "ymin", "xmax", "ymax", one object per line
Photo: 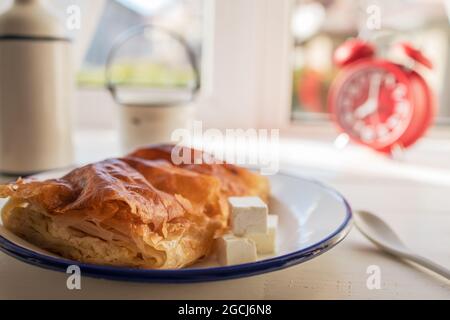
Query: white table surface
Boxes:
[{"xmin": 0, "ymin": 130, "xmax": 449, "ymax": 299}]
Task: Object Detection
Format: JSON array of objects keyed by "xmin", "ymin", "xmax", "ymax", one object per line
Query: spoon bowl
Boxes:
[{"xmin": 354, "ymin": 210, "xmax": 450, "ymax": 280}]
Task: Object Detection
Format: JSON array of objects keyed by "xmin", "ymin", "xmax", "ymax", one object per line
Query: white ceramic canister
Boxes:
[
  {"xmin": 117, "ymin": 90, "xmax": 195, "ymax": 154},
  {"xmin": 0, "ymin": 0, "xmax": 74, "ymax": 174}
]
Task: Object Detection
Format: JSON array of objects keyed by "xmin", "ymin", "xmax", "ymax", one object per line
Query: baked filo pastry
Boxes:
[{"xmin": 0, "ymin": 145, "xmax": 269, "ymax": 269}]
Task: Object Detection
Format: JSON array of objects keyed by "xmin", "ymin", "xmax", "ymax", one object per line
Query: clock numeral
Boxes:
[
  {"xmin": 376, "ymin": 124, "xmax": 389, "ymax": 137},
  {"xmin": 354, "ymin": 120, "xmax": 365, "ymax": 133},
  {"xmin": 361, "ymin": 127, "xmax": 375, "ymax": 142},
  {"xmin": 395, "ymin": 101, "xmax": 410, "ymax": 116},
  {"xmin": 343, "ymin": 99, "xmax": 352, "ymax": 108},
  {"xmin": 387, "ymin": 115, "xmax": 400, "ymax": 129},
  {"xmin": 392, "ymin": 83, "xmax": 407, "ymax": 101},
  {"xmin": 384, "ymin": 74, "xmax": 396, "ymax": 89},
  {"xmin": 344, "ymin": 113, "xmax": 354, "ymax": 124}
]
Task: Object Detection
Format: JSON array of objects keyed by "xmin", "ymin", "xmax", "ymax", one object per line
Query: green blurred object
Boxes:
[{"xmin": 77, "ymin": 61, "xmax": 195, "ymax": 88}]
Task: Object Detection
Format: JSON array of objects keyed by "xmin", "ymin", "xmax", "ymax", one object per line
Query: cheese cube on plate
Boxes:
[
  {"xmin": 247, "ymin": 215, "xmax": 278, "ymax": 254},
  {"xmin": 216, "ymin": 234, "xmax": 257, "ymax": 266},
  {"xmin": 228, "ymin": 196, "xmax": 268, "ymax": 236}
]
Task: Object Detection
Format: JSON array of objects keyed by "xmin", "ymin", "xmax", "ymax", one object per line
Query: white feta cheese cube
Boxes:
[
  {"xmin": 216, "ymin": 234, "xmax": 257, "ymax": 266},
  {"xmin": 247, "ymin": 215, "xmax": 278, "ymax": 254},
  {"xmin": 228, "ymin": 196, "xmax": 268, "ymax": 236}
]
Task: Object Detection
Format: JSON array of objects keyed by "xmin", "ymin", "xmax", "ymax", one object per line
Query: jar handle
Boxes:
[{"xmin": 105, "ymin": 24, "xmax": 201, "ymax": 104}]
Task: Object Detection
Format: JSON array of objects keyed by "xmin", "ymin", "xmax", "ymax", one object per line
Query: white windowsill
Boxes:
[{"xmin": 70, "ymin": 126, "xmax": 450, "ymax": 189}]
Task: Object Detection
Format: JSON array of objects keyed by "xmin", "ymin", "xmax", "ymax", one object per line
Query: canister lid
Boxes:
[{"xmin": 0, "ymin": 0, "xmax": 69, "ymax": 41}]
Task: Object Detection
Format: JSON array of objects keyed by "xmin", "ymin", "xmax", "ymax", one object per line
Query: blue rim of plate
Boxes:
[{"xmin": 0, "ymin": 172, "xmax": 353, "ymax": 283}]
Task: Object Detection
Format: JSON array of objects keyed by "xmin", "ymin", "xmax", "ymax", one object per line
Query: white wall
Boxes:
[{"xmin": 196, "ymin": 0, "xmax": 292, "ymax": 130}]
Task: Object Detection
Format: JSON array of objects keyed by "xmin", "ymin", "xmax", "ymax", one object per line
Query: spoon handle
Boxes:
[{"xmin": 406, "ymin": 254, "xmax": 450, "ymax": 280}]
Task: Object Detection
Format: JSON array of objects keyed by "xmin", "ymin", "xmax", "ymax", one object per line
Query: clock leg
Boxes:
[
  {"xmin": 389, "ymin": 143, "xmax": 406, "ymax": 161},
  {"xmin": 334, "ymin": 133, "xmax": 351, "ymax": 150}
]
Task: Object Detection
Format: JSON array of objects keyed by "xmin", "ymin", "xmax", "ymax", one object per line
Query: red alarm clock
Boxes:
[{"xmin": 328, "ymin": 39, "xmax": 435, "ymax": 153}]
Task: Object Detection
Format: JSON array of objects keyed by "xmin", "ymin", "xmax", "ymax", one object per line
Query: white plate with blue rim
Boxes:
[{"xmin": 0, "ymin": 169, "xmax": 352, "ymax": 283}]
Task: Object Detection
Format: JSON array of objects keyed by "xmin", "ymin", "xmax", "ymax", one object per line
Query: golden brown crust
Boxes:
[
  {"xmin": 127, "ymin": 144, "xmax": 270, "ymax": 202},
  {"xmin": 0, "ymin": 145, "xmax": 270, "ymax": 269}
]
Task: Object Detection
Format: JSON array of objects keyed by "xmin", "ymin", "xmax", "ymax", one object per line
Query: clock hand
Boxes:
[
  {"xmin": 355, "ymin": 74, "xmax": 382, "ymax": 119},
  {"xmin": 355, "ymin": 100, "xmax": 375, "ymax": 119},
  {"xmin": 369, "ymin": 73, "xmax": 382, "ymax": 111},
  {"xmin": 369, "ymin": 73, "xmax": 382, "ymax": 100}
]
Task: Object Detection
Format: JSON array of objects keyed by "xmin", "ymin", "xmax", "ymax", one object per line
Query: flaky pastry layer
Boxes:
[{"xmin": 0, "ymin": 145, "xmax": 269, "ymax": 269}]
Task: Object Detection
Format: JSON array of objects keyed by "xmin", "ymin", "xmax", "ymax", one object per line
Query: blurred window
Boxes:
[
  {"xmin": 77, "ymin": 0, "xmax": 203, "ymax": 89},
  {"xmin": 291, "ymin": 0, "xmax": 450, "ymax": 125}
]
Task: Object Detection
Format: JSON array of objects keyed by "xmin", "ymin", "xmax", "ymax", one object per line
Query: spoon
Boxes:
[{"xmin": 353, "ymin": 210, "xmax": 450, "ymax": 280}]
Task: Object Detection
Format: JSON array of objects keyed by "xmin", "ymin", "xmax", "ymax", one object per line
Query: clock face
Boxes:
[{"xmin": 333, "ymin": 64, "xmax": 412, "ymax": 149}]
